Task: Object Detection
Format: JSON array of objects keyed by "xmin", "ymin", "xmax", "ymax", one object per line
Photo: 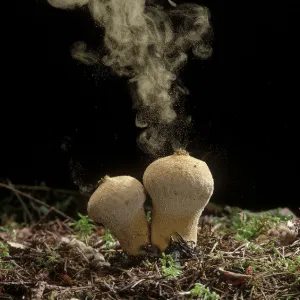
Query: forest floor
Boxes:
[{"xmin": 0, "ymin": 184, "xmax": 299, "ymax": 300}]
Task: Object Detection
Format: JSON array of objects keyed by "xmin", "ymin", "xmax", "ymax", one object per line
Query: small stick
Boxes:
[
  {"xmin": 0, "ymin": 281, "xmax": 32, "ymax": 286},
  {"xmin": 13, "ymin": 184, "xmax": 90, "ymax": 196},
  {"xmin": 131, "ymin": 279, "xmax": 146, "ymax": 289},
  {"xmin": 7, "ymin": 179, "xmax": 33, "ymax": 223},
  {"xmin": 31, "ymin": 281, "xmax": 46, "ymax": 300},
  {"xmin": 0, "ymin": 183, "xmax": 75, "ymax": 222},
  {"xmin": 209, "ymin": 241, "xmax": 219, "ymax": 254},
  {"xmin": 217, "ymin": 267, "xmax": 252, "ymax": 284}
]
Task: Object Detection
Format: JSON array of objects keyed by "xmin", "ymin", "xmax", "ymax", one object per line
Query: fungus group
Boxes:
[{"xmin": 87, "ymin": 150, "xmax": 214, "ymax": 256}]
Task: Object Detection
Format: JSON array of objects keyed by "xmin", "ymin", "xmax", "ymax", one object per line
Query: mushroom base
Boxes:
[
  {"xmin": 88, "ymin": 207, "xmax": 150, "ymax": 256},
  {"xmin": 115, "ymin": 212, "xmax": 151, "ymax": 256},
  {"xmin": 150, "ymin": 210, "xmax": 201, "ymax": 252}
]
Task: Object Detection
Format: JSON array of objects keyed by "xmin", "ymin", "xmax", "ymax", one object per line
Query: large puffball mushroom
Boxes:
[
  {"xmin": 87, "ymin": 175, "xmax": 150, "ymax": 256},
  {"xmin": 143, "ymin": 150, "xmax": 214, "ymax": 252}
]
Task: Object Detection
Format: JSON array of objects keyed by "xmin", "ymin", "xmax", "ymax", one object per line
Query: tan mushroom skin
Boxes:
[
  {"xmin": 143, "ymin": 150, "xmax": 214, "ymax": 252},
  {"xmin": 87, "ymin": 175, "xmax": 150, "ymax": 256}
]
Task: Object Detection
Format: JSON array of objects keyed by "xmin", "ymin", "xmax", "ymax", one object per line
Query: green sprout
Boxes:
[
  {"xmin": 231, "ymin": 212, "xmax": 265, "ymax": 240},
  {"xmin": 70, "ymin": 213, "xmax": 96, "ymax": 241},
  {"xmin": 0, "ymin": 241, "xmax": 9, "ymax": 258},
  {"xmin": 0, "ymin": 242, "xmax": 13, "ymax": 275},
  {"xmin": 270, "ymin": 241, "xmax": 281, "ymax": 258},
  {"xmin": 266, "ymin": 209, "xmax": 294, "ymax": 223},
  {"xmin": 36, "ymin": 251, "xmax": 61, "ymax": 268},
  {"xmin": 247, "ymin": 242, "xmax": 264, "ymax": 254},
  {"xmin": 146, "ymin": 211, "xmax": 151, "ymax": 222},
  {"xmin": 0, "ymin": 226, "xmax": 9, "ymax": 232},
  {"xmin": 189, "ymin": 283, "xmax": 219, "ymax": 299},
  {"xmin": 159, "ymin": 253, "xmax": 182, "ymax": 279},
  {"xmin": 103, "ymin": 228, "xmax": 115, "ymax": 249},
  {"xmin": 276, "ymin": 257, "xmax": 300, "ymax": 273},
  {"xmin": 228, "ymin": 208, "xmax": 294, "ymax": 241}
]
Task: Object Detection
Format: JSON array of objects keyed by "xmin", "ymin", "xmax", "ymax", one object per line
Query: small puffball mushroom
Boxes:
[
  {"xmin": 87, "ymin": 175, "xmax": 150, "ymax": 256},
  {"xmin": 143, "ymin": 150, "xmax": 214, "ymax": 252}
]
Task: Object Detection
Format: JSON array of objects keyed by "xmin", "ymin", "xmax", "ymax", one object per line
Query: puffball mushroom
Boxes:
[
  {"xmin": 143, "ymin": 149, "xmax": 214, "ymax": 252},
  {"xmin": 87, "ymin": 175, "xmax": 150, "ymax": 256}
]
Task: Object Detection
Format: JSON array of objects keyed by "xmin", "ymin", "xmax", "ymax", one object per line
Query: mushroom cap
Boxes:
[
  {"xmin": 87, "ymin": 175, "xmax": 150, "ymax": 255},
  {"xmin": 143, "ymin": 150, "xmax": 214, "ymax": 215}
]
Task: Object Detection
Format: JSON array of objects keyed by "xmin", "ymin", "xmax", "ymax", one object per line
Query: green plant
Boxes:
[
  {"xmin": 231, "ymin": 259, "xmax": 251, "ymax": 271},
  {"xmin": 146, "ymin": 210, "xmax": 151, "ymax": 222},
  {"xmin": 0, "ymin": 226, "xmax": 9, "ymax": 232},
  {"xmin": 285, "ymin": 258, "xmax": 299, "ymax": 273},
  {"xmin": 270, "ymin": 241, "xmax": 280, "ymax": 258},
  {"xmin": 229, "ymin": 209, "xmax": 294, "ymax": 241},
  {"xmin": 0, "ymin": 260, "xmax": 14, "ymax": 275},
  {"xmin": 70, "ymin": 213, "xmax": 96, "ymax": 241},
  {"xmin": 159, "ymin": 253, "xmax": 182, "ymax": 279},
  {"xmin": 267, "ymin": 209, "xmax": 294, "ymax": 223},
  {"xmin": 189, "ymin": 283, "xmax": 219, "ymax": 299},
  {"xmin": 247, "ymin": 242, "xmax": 264, "ymax": 254},
  {"xmin": 36, "ymin": 251, "xmax": 61, "ymax": 268},
  {"xmin": 103, "ymin": 228, "xmax": 115, "ymax": 249},
  {"xmin": 0, "ymin": 241, "xmax": 9, "ymax": 257},
  {"xmin": 231, "ymin": 212, "xmax": 264, "ymax": 240},
  {"xmin": 276, "ymin": 257, "xmax": 300, "ymax": 273}
]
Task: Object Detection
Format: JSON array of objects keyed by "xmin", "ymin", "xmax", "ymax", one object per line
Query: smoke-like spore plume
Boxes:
[
  {"xmin": 48, "ymin": 0, "xmax": 88, "ymax": 9},
  {"xmin": 48, "ymin": 0, "xmax": 212, "ymax": 156}
]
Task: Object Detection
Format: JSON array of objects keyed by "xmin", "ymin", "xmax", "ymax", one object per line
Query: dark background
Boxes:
[{"xmin": 2, "ymin": 0, "xmax": 299, "ymax": 215}]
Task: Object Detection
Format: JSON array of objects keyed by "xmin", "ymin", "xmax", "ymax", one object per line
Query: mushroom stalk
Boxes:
[
  {"xmin": 143, "ymin": 150, "xmax": 214, "ymax": 252},
  {"xmin": 87, "ymin": 175, "xmax": 150, "ymax": 256}
]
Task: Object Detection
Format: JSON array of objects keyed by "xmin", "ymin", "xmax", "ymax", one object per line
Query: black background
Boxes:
[{"xmin": 2, "ymin": 0, "xmax": 299, "ymax": 214}]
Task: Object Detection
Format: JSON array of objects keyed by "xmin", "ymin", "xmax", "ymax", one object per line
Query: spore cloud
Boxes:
[{"xmin": 48, "ymin": 0, "xmax": 212, "ymax": 156}]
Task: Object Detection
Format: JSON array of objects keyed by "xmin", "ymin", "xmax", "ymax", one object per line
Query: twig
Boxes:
[
  {"xmin": 31, "ymin": 281, "xmax": 46, "ymax": 300},
  {"xmin": 0, "ymin": 182, "xmax": 75, "ymax": 222},
  {"xmin": 209, "ymin": 241, "xmax": 219, "ymax": 254},
  {"xmin": 10, "ymin": 260, "xmax": 32, "ymax": 277},
  {"xmin": 32, "ymin": 208, "xmax": 55, "ymax": 227},
  {"xmin": 13, "ymin": 184, "xmax": 90, "ymax": 196},
  {"xmin": 7, "ymin": 179, "xmax": 33, "ymax": 223},
  {"xmin": 257, "ymin": 272, "xmax": 290, "ymax": 279},
  {"xmin": 131, "ymin": 278, "xmax": 146, "ymax": 288},
  {"xmin": 217, "ymin": 267, "xmax": 252, "ymax": 284},
  {"xmin": 0, "ymin": 281, "xmax": 32, "ymax": 286},
  {"xmin": 154, "ymin": 263, "xmax": 161, "ymax": 277},
  {"xmin": 259, "ymin": 287, "xmax": 268, "ymax": 300},
  {"xmin": 281, "ymin": 292, "xmax": 300, "ymax": 298},
  {"xmin": 75, "ymin": 246, "xmax": 90, "ymax": 264}
]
